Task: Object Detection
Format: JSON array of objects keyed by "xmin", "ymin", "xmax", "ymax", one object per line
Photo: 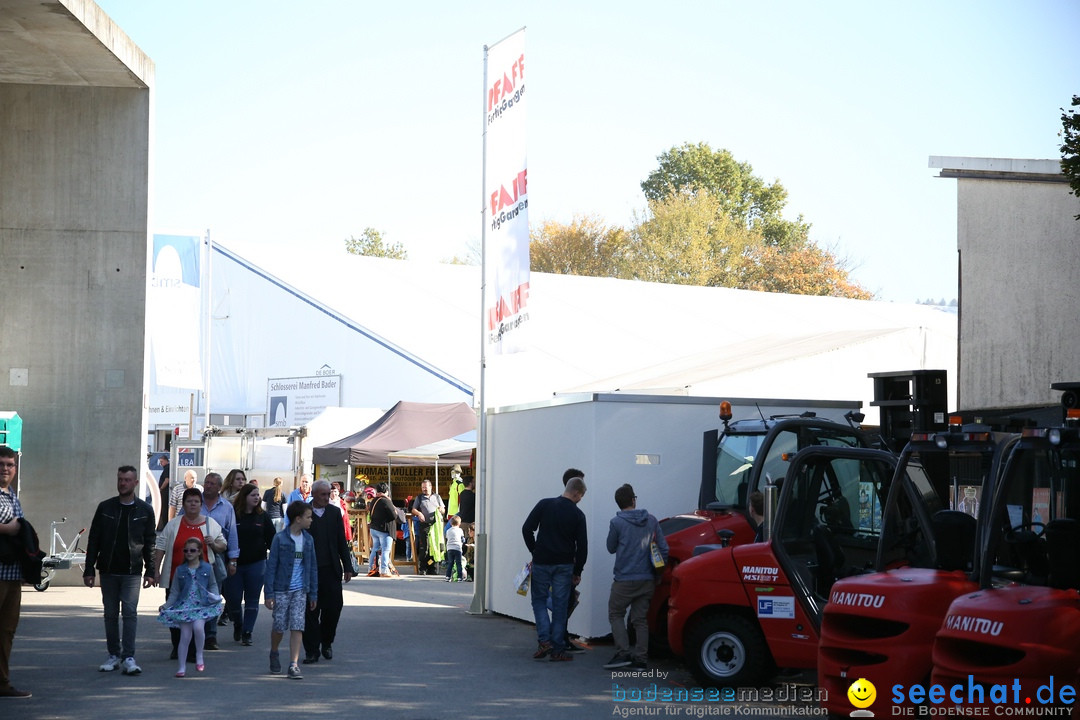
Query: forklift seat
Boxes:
[
  {"xmin": 1044, "ymin": 519, "xmax": 1080, "ymax": 590},
  {"xmin": 931, "ymin": 510, "xmax": 976, "ymax": 572}
]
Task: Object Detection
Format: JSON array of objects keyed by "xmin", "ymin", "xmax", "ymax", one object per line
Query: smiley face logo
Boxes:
[{"xmin": 847, "ymin": 678, "xmax": 876, "ymax": 709}]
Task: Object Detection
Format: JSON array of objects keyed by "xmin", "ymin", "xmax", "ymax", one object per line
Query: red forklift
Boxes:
[
  {"xmin": 666, "ymin": 444, "xmax": 897, "ymax": 685},
  {"xmin": 649, "ymin": 404, "xmax": 874, "ymax": 649},
  {"xmin": 667, "ymin": 416, "xmax": 1017, "ymax": 689},
  {"xmin": 816, "ymin": 422, "xmax": 1020, "ymax": 715},
  {"xmin": 931, "ymin": 386, "xmax": 1080, "ymax": 716}
]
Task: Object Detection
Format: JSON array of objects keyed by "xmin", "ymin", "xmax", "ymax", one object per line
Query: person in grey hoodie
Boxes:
[{"xmin": 603, "ymin": 483, "xmax": 668, "ymax": 670}]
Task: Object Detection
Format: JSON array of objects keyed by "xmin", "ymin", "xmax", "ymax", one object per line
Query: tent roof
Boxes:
[
  {"xmin": 312, "ymin": 401, "xmax": 476, "ymax": 466},
  {"xmin": 244, "ymin": 252, "xmax": 956, "ymax": 414}
]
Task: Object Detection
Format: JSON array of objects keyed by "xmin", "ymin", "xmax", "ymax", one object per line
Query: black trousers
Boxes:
[{"xmin": 302, "ymin": 567, "xmax": 344, "ymax": 655}]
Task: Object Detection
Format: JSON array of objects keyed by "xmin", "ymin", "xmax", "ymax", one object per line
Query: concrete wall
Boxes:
[
  {"xmin": 957, "ymin": 178, "xmax": 1080, "ymax": 410},
  {"xmin": 0, "ymin": 1, "xmax": 151, "ymax": 579}
]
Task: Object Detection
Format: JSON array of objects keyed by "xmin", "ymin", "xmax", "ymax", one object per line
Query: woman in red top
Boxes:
[{"xmin": 152, "ymin": 487, "xmax": 226, "ymax": 659}]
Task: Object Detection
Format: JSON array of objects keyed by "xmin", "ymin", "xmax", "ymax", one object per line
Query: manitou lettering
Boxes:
[
  {"xmin": 488, "ymin": 53, "xmax": 525, "ymax": 111},
  {"xmin": 830, "ymin": 591, "xmax": 885, "ymax": 608},
  {"xmin": 490, "ymin": 169, "xmax": 528, "ymax": 216},
  {"xmin": 944, "ymin": 614, "xmax": 1003, "ymax": 637},
  {"xmin": 487, "ymin": 282, "xmax": 530, "ymax": 331},
  {"xmin": 742, "ymin": 566, "xmax": 780, "ymax": 582}
]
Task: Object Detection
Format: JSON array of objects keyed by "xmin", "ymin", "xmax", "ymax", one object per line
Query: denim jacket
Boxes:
[
  {"xmin": 163, "ymin": 560, "xmax": 219, "ymax": 608},
  {"xmin": 263, "ymin": 528, "xmax": 318, "ymax": 605}
]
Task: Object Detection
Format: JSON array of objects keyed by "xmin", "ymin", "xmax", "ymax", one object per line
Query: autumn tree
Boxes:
[
  {"xmin": 736, "ymin": 242, "xmax": 873, "ymax": 299},
  {"xmin": 344, "ymin": 227, "xmax": 407, "ymax": 259},
  {"xmin": 624, "ymin": 192, "xmax": 761, "ymax": 286},
  {"xmin": 634, "ymin": 143, "xmax": 871, "ymax": 299},
  {"xmin": 530, "ymin": 215, "xmax": 629, "ymax": 278},
  {"xmin": 641, "ymin": 142, "xmax": 809, "ymax": 249},
  {"xmin": 1061, "ymin": 95, "xmax": 1080, "ymax": 220}
]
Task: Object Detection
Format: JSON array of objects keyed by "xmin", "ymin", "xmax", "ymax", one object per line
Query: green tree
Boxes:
[
  {"xmin": 344, "ymin": 227, "xmax": 407, "ymax": 259},
  {"xmin": 641, "ymin": 142, "xmax": 809, "ymax": 249},
  {"xmin": 530, "ymin": 216, "xmax": 629, "ymax": 278},
  {"xmin": 1060, "ymin": 95, "xmax": 1080, "ymax": 220}
]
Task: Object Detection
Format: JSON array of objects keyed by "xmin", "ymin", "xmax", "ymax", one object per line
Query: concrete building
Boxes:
[
  {"xmin": 930, "ymin": 157, "xmax": 1080, "ymax": 416},
  {"xmin": 0, "ymin": 2, "xmax": 152, "ymax": 536}
]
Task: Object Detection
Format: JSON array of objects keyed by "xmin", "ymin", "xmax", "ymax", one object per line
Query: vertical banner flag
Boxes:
[
  {"xmin": 484, "ymin": 29, "xmax": 529, "ymax": 354},
  {"xmin": 148, "ymin": 234, "xmax": 204, "ymax": 408}
]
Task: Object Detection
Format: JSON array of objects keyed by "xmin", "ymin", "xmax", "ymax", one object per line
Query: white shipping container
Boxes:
[{"xmin": 483, "ymin": 392, "xmax": 861, "ymax": 640}]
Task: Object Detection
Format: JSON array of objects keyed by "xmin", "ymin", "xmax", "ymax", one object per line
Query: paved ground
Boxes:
[{"xmin": 5, "ymin": 573, "xmax": 819, "ymax": 720}]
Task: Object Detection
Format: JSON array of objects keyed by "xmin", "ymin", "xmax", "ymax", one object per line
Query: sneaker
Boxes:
[
  {"xmin": 549, "ymin": 651, "xmax": 574, "ymax": 662},
  {"xmin": 120, "ymin": 657, "xmax": 142, "ymax": 675},
  {"xmin": 205, "ymin": 637, "xmax": 219, "ymax": 651},
  {"xmin": 603, "ymin": 652, "xmax": 633, "ymax": 669},
  {"xmin": 99, "ymin": 654, "xmax": 122, "ymax": 672},
  {"xmin": 241, "ymin": 633, "xmax": 253, "ymax": 646},
  {"xmin": 0, "ymin": 687, "xmax": 32, "ymax": 698},
  {"xmin": 287, "ymin": 663, "xmax": 303, "ymax": 679},
  {"xmin": 532, "ymin": 641, "xmax": 553, "ymax": 659},
  {"xmin": 630, "ymin": 657, "xmax": 648, "ymax": 670},
  {"xmin": 566, "ymin": 638, "xmax": 588, "ymax": 653},
  {"xmin": 269, "ymin": 651, "xmax": 281, "ymax": 674},
  {"xmin": 445, "ymin": 577, "xmax": 452, "ymax": 582}
]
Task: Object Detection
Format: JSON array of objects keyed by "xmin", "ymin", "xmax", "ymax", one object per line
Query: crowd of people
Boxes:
[{"xmin": 0, "ymin": 455, "xmax": 669, "ymax": 697}]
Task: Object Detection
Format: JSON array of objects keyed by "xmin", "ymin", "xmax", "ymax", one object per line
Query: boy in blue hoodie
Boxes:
[{"xmin": 603, "ymin": 484, "xmax": 668, "ymax": 670}]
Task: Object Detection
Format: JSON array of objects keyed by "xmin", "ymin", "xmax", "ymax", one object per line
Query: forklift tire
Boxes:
[{"xmin": 686, "ymin": 613, "xmax": 772, "ymax": 687}]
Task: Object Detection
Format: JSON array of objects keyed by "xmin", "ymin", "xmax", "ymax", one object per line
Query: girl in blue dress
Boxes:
[{"xmin": 158, "ymin": 537, "xmax": 222, "ymax": 677}]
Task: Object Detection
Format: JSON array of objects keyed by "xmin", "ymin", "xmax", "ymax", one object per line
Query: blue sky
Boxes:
[{"xmin": 97, "ymin": 0, "xmax": 1079, "ymax": 302}]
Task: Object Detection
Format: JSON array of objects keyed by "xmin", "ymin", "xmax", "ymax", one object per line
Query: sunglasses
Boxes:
[{"xmin": 183, "ymin": 548, "xmax": 201, "ymax": 554}]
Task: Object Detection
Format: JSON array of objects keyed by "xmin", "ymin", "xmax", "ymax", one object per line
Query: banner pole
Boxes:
[{"xmin": 470, "ymin": 41, "xmax": 492, "ymax": 616}]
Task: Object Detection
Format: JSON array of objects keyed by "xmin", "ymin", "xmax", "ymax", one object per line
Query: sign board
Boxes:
[{"xmin": 267, "ymin": 375, "xmax": 342, "ymax": 427}]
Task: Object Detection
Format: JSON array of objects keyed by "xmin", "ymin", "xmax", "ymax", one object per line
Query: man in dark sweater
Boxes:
[
  {"xmin": 301, "ymin": 480, "xmax": 354, "ymax": 664},
  {"xmin": 521, "ymin": 474, "xmax": 588, "ymax": 662}
]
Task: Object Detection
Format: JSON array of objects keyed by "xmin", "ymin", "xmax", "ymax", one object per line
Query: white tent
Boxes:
[{"xmin": 232, "ymin": 250, "xmax": 957, "ymax": 422}]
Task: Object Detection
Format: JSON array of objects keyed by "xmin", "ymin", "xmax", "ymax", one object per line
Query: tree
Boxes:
[
  {"xmin": 1060, "ymin": 95, "xmax": 1080, "ymax": 220},
  {"xmin": 625, "ymin": 192, "xmax": 761, "ymax": 286},
  {"xmin": 736, "ymin": 242, "xmax": 873, "ymax": 300},
  {"xmin": 641, "ymin": 142, "xmax": 809, "ymax": 249},
  {"xmin": 529, "ymin": 216, "xmax": 629, "ymax": 278},
  {"xmin": 344, "ymin": 227, "xmax": 407, "ymax": 259}
]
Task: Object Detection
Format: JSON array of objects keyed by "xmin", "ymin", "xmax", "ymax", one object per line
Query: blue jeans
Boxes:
[
  {"xmin": 369, "ymin": 528, "xmax": 393, "ymax": 574},
  {"xmin": 529, "ymin": 563, "xmax": 573, "ymax": 653},
  {"xmin": 227, "ymin": 560, "xmax": 265, "ymax": 634},
  {"xmin": 100, "ymin": 573, "xmax": 142, "ymax": 659},
  {"xmin": 445, "ymin": 549, "xmax": 462, "ymax": 580}
]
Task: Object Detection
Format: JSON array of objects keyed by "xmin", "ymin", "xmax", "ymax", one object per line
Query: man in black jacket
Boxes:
[
  {"xmin": 83, "ymin": 465, "xmax": 158, "ymax": 675},
  {"xmin": 302, "ymin": 480, "xmax": 354, "ymax": 664}
]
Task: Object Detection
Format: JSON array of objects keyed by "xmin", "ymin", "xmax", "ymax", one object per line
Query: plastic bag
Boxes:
[{"xmin": 513, "ymin": 561, "xmax": 531, "ymax": 596}]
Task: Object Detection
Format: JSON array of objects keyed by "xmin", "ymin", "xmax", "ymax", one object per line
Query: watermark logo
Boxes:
[{"xmin": 848, "ymin": 678, "xmax": 877, "ymax": 717}]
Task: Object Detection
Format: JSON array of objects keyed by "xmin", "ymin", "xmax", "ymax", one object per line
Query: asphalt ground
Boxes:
[{"xmin": 5, "ymin": 572, "xmax": 820, "ymax": 720}]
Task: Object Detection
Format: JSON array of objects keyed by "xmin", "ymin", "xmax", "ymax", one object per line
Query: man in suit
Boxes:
[{"xmin": 301, "ymin": 480, "xmax": 354, "ymax": 664}]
